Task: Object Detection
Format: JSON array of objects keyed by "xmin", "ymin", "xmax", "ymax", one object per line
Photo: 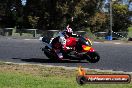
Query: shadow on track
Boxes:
[{"xmin": 12, "ymin": 58, "xmax": 88, "ymax": 63}]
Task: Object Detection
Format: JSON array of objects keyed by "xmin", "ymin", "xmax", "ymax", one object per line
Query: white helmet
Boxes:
[{"xmin": 66, "ymin": 26, "xmax": 73, "ymax": 36}]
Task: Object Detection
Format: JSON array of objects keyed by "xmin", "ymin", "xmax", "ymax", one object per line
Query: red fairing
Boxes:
[
  {"xmin": 66, "ymin": 37, "xmax": 77, "ymax": 47},
  {"xmin": 85, "ymin": 38, "xmax": 89, "ymax": 40},
  {"xmin": 89, "ymin": 47, "xmax": 95, "ymax": 52}
]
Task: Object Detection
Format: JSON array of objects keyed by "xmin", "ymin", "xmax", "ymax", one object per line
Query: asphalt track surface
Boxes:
[{"xmin": 0, "ymin": 37, "xmax": 132, "ymax": 72}]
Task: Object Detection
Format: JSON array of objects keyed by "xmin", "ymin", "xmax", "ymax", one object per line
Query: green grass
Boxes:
[
  {"xmin": 0, "ymin": 62, "xmax": 131, "ymax": 88},
  {"xmin": 0, "ymin": 73, "xmax": 76, "ymax": 88}
]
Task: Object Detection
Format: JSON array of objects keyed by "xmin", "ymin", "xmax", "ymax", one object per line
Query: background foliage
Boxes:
[{"xmin": 0, "ymin": 0, "xmax": 131, "ymax": 32}]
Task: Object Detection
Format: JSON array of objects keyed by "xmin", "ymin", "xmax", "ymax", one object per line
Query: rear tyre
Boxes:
[
  {"xmin": 85, "ymin": 52, "xmax": 100, "ymax": 63},
  {"xmin": 44, "ymin": 46, "xmax": 62, "ymax": 62},
  {"xmin": 43, "ymin": 46, "xmax": 56, "ymax": 61}
]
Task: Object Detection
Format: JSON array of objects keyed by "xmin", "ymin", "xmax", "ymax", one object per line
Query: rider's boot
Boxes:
[{"xmin": 57, "ymin": 52, "xmax": 63, "ymax": 60}]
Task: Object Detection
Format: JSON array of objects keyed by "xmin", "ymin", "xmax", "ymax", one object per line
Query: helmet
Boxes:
[{"xmin": 66, "ymin": 27, "xmax": 73, "ymax": 37}]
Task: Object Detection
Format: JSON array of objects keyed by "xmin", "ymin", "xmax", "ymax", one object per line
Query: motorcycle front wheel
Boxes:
[{"xmin": 85, "ymin": 52, "xmax": 100, "ymax": 63}]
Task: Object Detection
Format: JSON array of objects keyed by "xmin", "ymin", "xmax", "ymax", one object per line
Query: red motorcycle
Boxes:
[{"xmin": 42, "ymin": 35, "xmax": 100, "ymax": 63}]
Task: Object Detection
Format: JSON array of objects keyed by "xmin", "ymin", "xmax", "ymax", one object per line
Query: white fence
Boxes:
[
  {"xmin": 94, "ymin": 31, "xmax": 129, "ymax": 40},
  {"xmin": 0, "ymin": 28, "xmax": 131, "ymax": 40}
]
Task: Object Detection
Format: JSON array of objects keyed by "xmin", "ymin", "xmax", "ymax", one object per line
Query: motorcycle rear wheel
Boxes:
[
  {"xmin": 44, "ymin": 46, "xmax": 55, "ymax": 60},
  {"xmin": 44, "ymin": 46, "xmax": 62, "ymax": 61}
]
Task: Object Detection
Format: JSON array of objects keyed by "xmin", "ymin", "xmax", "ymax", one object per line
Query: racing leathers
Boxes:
[{"xmin": 50, "ymin": 30, "xmax": 78, "ymax": 59}]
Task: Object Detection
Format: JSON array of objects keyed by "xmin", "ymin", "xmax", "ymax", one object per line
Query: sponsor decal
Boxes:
[{"xmin": 76, "ymin": 66, "xmax": 131, "ymax": 85}]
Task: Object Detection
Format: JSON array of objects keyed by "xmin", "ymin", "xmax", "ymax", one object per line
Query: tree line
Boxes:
[{"xmin": 0, "ymin": 0, "xmax": 131, "ymax": 32}]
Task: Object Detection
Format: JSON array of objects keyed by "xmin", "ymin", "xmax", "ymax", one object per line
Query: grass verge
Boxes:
[{"xmin": 0, "ymin": 62, "xmax": 131, "ymax": 88}]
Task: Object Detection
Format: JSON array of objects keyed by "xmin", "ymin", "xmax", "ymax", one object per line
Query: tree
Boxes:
[
  {"xmin": 0, "ymin": 0, "xmax": 104, "ymax": 31},
  {"xmin": 112, "ymin": 3, "xmax": 131, "ymax": 32},
  {"xmin": 28, "ymin": 16, "xmax": 39, "ymax": 28},
  {"xmin": 89, "ymin": 12, "xmax": 108, "ymax": 32},
  {"xmin": 56, "ymin": 0, "xmax": 104, "ymax": 31},
  {"xmin": 0, "ymin": 0, "xmax": 23, "ymax": 28}
]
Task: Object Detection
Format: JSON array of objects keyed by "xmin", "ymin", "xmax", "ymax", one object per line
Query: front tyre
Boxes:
[{"xmin": 86, "ymin": 52, "xmax": 100, "ymax": 63}]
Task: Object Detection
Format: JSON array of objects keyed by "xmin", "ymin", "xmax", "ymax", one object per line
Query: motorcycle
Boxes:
[{"xmin": 41, "ymin": 31, "xmax": 100, "ymax": 63}]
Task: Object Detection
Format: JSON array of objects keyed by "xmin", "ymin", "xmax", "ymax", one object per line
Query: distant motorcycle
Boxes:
[{"xmin": 41, "ymin": 33, "xmax": 100, "ymax": 63}]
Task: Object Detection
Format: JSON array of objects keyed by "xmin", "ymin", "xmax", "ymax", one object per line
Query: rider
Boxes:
[
  {"xmin": 55, "ymin": 26, "xmax": 78, "ymax": 60},
  {"xmin": 51, "ymin": 14, "xmax": 78, "ymax": 60}
]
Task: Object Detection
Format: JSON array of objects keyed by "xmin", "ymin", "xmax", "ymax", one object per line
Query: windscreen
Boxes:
[{"xmin": 78, "ymin": 36, "xmax": 91, "ymax": 46}]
